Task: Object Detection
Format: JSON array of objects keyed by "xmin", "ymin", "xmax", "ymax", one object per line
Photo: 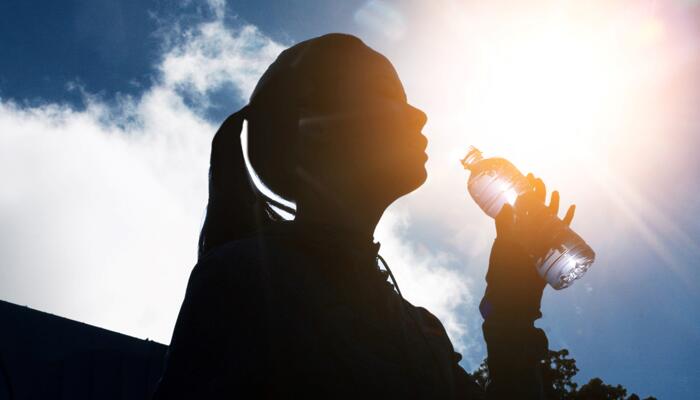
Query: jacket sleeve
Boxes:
[
  {"xmin": 480, "ymin": 238, "xmax": 549, "ymax": 399},
  {"xmin": 152, "ymin": 249, "xmax": 267, "ymax": 399},
  {"xmin": 410, "ymin": 306, "xmax": 485, "ymax": 400}
]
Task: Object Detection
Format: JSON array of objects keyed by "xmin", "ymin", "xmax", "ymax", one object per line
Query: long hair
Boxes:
[{"xmin": 197, "ymin": 106, "xmax": 293, "ymax": 259}]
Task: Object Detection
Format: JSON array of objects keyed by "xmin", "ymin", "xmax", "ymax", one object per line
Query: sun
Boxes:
[
  {"xmin": 448, "ymin": 3, "xmax": 672, "ymax": 173},
  {"xmin": 396, "ymin": 1, "xmax": 696, "ymax": 275}
]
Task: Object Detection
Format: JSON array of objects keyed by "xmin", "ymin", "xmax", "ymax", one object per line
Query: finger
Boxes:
[
  {"xmin": 495, "ymin": 203, "xmax": 514, "ymax": 238},
  {"xmin": 563, "ymin": 205, "xmax": 576, "ymax": 226},
  {"xmin": 526, "ymin": 173, "xmax": 535, "ymax": 190},
  {"xmin": 534, "ymin": 178, "xmax": 546, "ymax": 203},
  {"xmin": 549, "ymin": 190, "xmax": 560, "ymax": 215}
]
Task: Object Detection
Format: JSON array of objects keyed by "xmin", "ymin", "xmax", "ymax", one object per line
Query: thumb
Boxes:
[{"xmin": 495, "ymin": 203, "xmax": 514, "ymax": 239}]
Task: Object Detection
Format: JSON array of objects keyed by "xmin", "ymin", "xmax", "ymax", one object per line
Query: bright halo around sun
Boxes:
[
  {"xmin": 442, "ymin": 2, "xmax": 683, "ymax": 173},
  {"xmin": 386, "ymin": 1, "xmax": 699, "ymax": 273}
]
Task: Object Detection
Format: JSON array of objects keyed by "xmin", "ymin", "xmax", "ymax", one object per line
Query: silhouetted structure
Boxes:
[{"xmin": 0, "ymin": 300, "xmax": 166, "ymax": 400}]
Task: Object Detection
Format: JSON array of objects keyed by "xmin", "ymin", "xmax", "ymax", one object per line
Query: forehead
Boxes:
[
  {"xmin": 365, "ymin": 56, "xmax": 406, "ymax": 100},
  {"xmin": 305, "ymin": 51, "xmax": 407, "ymax": 107}
]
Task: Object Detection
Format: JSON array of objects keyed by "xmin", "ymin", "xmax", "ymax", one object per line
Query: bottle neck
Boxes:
[{"xmin": 461, "ymin": 146, "xmax": 484, "ymax": 170}]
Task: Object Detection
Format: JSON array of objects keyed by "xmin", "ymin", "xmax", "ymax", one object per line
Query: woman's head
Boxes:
[{"xmin": 247, "ymin": 33, "xmax": 427, "ymax": 214}]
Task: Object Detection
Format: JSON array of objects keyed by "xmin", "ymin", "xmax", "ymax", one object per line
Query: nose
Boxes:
[
  {"xmin": 406, "ymin": 104, "xmax": 428, "ymax": 150},
  {"xmin": 409, "ymin": 104, "xmax": 428, "ymax": 129}
]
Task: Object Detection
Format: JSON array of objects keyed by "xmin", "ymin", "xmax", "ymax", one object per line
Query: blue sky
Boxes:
[{"xmin": 1, "ymin": 1, "xmax": 698, "ymax": 398}]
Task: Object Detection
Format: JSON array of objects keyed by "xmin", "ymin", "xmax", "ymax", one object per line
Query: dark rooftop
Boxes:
[{"xmin": 0, "ymin": 299, "xmax": 167, "ymax": 399}]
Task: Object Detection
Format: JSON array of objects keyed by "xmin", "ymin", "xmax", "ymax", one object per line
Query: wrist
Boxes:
[
  {"xmin": 483, "ymin": 238, "xmax": 546, "ymax": 322},
  {"xmin": 479, "ymin": 293, "xmax": 543, "ymax": 323}
]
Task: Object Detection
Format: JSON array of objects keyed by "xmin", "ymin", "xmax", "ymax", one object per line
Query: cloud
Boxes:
[
  {"xmin": 0, "ymin": 6, "xmax": 282, "ymax": 343},
  {"xmin": 354, "ymin": 1, "xmax": 406, "ymax": 42},
  {"xmin": 0, "ymin": 1, "xmax": 476, "ymax": 355}
]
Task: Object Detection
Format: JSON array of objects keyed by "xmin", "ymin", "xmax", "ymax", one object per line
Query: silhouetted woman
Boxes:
[{"xmin": 153, "ymin": 34, "xmax": 575, "ymax": 399}]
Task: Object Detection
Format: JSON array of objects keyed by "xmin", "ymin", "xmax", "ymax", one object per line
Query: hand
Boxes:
[
  {"xmin": 481, "ymin": 174, "xmax": 575, "ymax": 322},
  {"xmin": 496, "ymin": 173, "xmax": 575, "ymax": 253}
]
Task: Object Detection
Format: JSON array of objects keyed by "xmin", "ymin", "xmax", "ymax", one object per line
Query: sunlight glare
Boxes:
[
  {"xmin": 453, "ymin": 4, "xmax": 672, "ymax": 170},
  {"xmin": 394, "ymin": 1, "xmax": 698, "ymax": 276}
]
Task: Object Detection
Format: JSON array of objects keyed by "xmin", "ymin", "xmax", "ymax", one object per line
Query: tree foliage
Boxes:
[{"xmin": 471, "ymin": 348, "xmax": 656, "ymax": 400}]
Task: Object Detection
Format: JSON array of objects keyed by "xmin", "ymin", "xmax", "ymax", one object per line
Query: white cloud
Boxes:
[
  {"xmin": 161, "ymin": 23, "xmax": 284, "ymax": 104},
  {"xmin": 0, "ymin": 8, "xmax": 282, "ymax": 343},
  {"xmin": 354, "ymin": 1, "xmax": 406, "ymax": 42},
  {"xmin": 0, "ymin": 2, "xmax": 476, "ymax": 355}
]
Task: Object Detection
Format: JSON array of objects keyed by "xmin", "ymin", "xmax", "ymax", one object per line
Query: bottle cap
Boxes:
[{"xmin": 460, "ymin": 146, "xmax": 483, "ymax": 170}]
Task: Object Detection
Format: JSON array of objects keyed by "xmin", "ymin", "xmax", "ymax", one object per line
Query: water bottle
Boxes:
[{"xmin": 461, "ymin": 146, "xmax": 595, "ymax": 289}]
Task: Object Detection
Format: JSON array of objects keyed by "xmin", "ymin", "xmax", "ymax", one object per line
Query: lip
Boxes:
[{"xmin": 408, "ymin": 133, "xmax": 428, "ymax": 152}]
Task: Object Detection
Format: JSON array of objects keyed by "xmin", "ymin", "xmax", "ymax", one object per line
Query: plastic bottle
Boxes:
[{"xmin": 461, "ymin": 146, "xmax": 595, "ymax": 289}]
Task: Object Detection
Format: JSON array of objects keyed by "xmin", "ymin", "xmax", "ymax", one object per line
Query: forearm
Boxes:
[
  {"xmin": 482, "ymin": 318, "xmax": 547, "ymax": 399},
  {"xmin": 481, "ymin": 238, "xmax": 548, "ymax": 399}
]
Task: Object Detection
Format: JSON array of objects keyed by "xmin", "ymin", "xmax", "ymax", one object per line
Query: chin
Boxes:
[
  {"xmin": 399, "ymin": 165, "xmax": 428, "ymax": 195},
  {"xmin": 380, "ymin": 156, "xmax": 428, "ymax": 199},
  {"xmin": 414, "ymin": 166, "xmax": 428, "ymax": 188}
]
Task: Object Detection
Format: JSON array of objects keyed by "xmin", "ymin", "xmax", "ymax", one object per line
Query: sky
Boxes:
[{"xmin": 1, "ymin": 0, "xmax": 699, "ymax": 398}]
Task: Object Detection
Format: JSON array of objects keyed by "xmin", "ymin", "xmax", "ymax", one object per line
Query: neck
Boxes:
[{"xmin": 294, "ymin": 199, "xmax": 385, "ymax": 242}]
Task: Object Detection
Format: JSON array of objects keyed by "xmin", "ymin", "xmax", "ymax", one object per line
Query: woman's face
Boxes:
[{"xmin": 297, "ymin": 55, "xmax": 428, "ymax": 206}]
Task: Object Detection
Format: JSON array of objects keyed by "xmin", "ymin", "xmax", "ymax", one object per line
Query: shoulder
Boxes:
[
  {"xmin": 403, "ymin": 302, "xmax": 461, "ymax": 357},
  {"xmin": 404, "ymin": 302, "xmax": 449, "ymax": 335},
  {"xmin": 402, "ymin": 302, "xmax": 482, "ymax": 395}
]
